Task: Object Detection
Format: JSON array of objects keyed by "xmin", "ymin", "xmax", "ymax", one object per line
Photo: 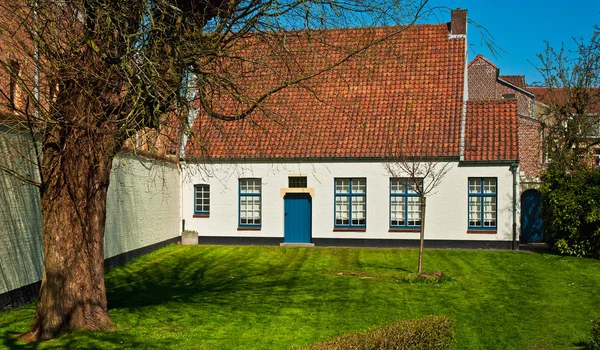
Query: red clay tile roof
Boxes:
[
  {"xmin": 528, "ymin": 87, "xmax": 600, "ymax": 114},
  {"xmin": 464, "ymin": 100, "xmax": 519, "ymax": 161},
  {"xmin": 499, "ymin": 75, "xmax": 526, "ymax": 89},
  {"xmin": 186, "ymin": 24, "xmax": 466, "ymax": 160},
  {"xmin": 183, "ymin": 23, "xmax": 525, "ymax": 163}
]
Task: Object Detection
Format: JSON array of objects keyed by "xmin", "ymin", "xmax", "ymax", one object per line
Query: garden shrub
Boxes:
[
  {"xmin": 592, "ymin": 318, "xmax": 600, "ymax": 350},
  {"xmin": 540, "ymin": 166, "xmax": 600, "ymax": 258},
  {"xmin": 307, "ymin": 315, "xmax": 455, "ymax": 350}
]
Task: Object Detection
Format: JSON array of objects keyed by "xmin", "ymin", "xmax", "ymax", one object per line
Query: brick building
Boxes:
[{"xmin": 468, "ymin": 54, "xmax": 545, "ymax": 184}]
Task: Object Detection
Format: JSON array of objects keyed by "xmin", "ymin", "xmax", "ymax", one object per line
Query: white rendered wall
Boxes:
[
  {"xmin": 0, "ymin": 151, "xmax": 181, "ymax": 295},
  {"xmin": 182, "ymin": 161, "xmax": 516, "ymax": 242},
  {"xmin": 104, "ymin": 154, "xmax": 181, "ymax": 258}
]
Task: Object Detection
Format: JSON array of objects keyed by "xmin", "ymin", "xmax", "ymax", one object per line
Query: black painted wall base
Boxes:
[
  {"xmin": 197, "ymin": 236, "xmax": 517, "ymax": 250},
  {"xmin": 103, "ymin": 236, "xmax": 181, "ymax": 270},
  {"xmin": 313, "ymin": 238, "xmax": 516, "ymax": 250},
  {"xmin": 198, "ymin": 236, "xmax": 283, "ymax": 246},
  {"xmin": 0, "ymin": 236, "xmax": 181, "ymax": 311},
  {"xmin": 0, "ymin": 281, "xmax": 41, "ymax": 311}
]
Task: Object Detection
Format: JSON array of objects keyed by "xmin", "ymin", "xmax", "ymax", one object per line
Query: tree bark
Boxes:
[
  {"xmin": 418, "ymin": 196, "xmax": 426, "ymax": 274},
  {"xmin": 25, "ymin": 121, "xmax": 120, "ymax": 340}
]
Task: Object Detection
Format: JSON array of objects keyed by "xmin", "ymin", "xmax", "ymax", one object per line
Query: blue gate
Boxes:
[
  {"xmin": 284, "ymin": 193, "xmax": 312, "ymax": 243},
  {"xmin": 520, "ymin": 189, "xmax": 543, "ymax": 243}
]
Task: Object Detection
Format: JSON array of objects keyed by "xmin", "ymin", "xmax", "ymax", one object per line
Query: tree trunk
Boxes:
[
  {"xmin": 25, "ymin": 123, "xmax": 120, "ymax": 340},
  {"xmin": 418, "ymin": 196, "xmax": 426, "ymax": 274}
]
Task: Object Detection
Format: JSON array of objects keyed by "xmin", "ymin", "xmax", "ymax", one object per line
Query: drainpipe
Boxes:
[{"xmin": 510, "ymin": 162, "xmax": 519, "ymax": 250}]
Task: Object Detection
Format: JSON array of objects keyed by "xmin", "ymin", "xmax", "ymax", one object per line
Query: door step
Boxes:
[{"xmin": 280, "ymin": 243, "xmax": 315, "ymax": 247}]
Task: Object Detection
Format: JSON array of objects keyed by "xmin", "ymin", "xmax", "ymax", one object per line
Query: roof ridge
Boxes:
[{"xmin": 467, "ymin": 54, "xmax": 497, "ymax": 69}]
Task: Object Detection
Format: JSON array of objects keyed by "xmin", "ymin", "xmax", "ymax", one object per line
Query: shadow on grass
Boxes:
[
  {"xmin": 1, "ymin": 329, "xmax": 176, "ymax": 349},
  {"xmin": 105, "ymin": 246, "xmax": 387, "ymax": 320},
  {"xmin": 106, "ymin": 247, "xmax": 334, "ymax": 311},
  {"xmin": 106, "ymin": 247, "xmax": 286, "ymax": 310}
]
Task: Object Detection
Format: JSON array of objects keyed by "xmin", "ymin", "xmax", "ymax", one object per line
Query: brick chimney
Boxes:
[{"xmin": 450, "ymin": 8, "xmax": 467, "ymax": 36}]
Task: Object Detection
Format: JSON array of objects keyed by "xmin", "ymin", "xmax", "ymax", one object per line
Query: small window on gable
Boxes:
[
  {"xmin": 502, "ymin": 94, "xmax": 515, "ymax": 99},
  {"xmin": 194, "ymin": 184, "xmax": 210, "ymax": 216},
  {"xmin": 289, "ymin": 176, "xmax": 307, "ymax": 188}
]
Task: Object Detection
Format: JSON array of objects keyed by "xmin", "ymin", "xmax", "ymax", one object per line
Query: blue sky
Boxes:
[{"xmin": 427, "ymin": 0, "xmax": 600, "ymax": 85}]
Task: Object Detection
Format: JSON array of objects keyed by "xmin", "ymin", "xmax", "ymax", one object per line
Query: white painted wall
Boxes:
[
  {"xmin": 182, "ymin": 161, "xmax": 516, "ymax": 242},
  {"xmin": 0, "ymin": 150, "xmax": 181, "ymax": 295},
  {"xmin": 104, "ymin": 155, "xmax": 181, "ymax": 259}
]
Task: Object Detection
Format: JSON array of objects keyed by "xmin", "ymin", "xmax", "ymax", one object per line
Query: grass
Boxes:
[{"xmin": 1, "ymin": 245, "xmax": 599, "ymax": 349}]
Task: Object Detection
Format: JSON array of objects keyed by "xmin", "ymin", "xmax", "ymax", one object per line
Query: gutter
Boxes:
[
  {"xmin": 458, "ymin": 159, "xmax": 519, "ymax": 166},
  {"xmin": 510, "ymin": 162, "xmax": 519, "ymax": 250},
  {"xmin": 497, "ymin": 78, "xmax": 535, "ymax": 99},
  {"xmin": 182, "ymin": 155, "xmax": 462, "ymax": 164}
]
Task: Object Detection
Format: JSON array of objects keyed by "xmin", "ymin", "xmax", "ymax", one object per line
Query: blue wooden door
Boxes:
[
  {"xmin": 284, "ymin": 194, "xmax": 312, "ymax": 243},
  {"xmin": 520, "ymin": 190, "xmax": 543, "ymax": 243}
]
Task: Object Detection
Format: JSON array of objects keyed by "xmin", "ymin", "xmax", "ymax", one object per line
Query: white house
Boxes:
[{"xmin": 180, "ymin": 9, "xmax": 523, "ymax": 249}]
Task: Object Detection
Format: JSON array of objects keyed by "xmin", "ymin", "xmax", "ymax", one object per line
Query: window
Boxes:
[
  {"xmin": 334, "ymin": 178, "xmax": 366, "ymax": 228},
  {"xmin": 390, "ymin": 178, "xmax": 422, "ymax": 228},
  {"xmin": 239, "ymin": 178, "xmax": 261, "ymax": 227},
  {"xmin": 468, "ymin": 178, "xmax": 497, "ymax": 229},
  {"xmin": 289, "ymin": 176, "xmax": 307, "ymax": 188},
  {"xmin": 502, "ymin": 93, "xmax": 515, "ymax": 99},
  {"xmin": 194, "ymin": 184, "xmax": 210, "ymax": 215}
]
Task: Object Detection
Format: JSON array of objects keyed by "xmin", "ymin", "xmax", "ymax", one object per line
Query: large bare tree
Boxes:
[{"xmin": 0, "ymin": 0, "xmax": 435, "ymax": 340}]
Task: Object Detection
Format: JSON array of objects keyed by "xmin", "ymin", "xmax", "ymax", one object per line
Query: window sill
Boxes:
[
  {"xmin": 333, "ymin": 228, "xmax": 366, "ymax": 232},
  {"xmin": 467, "ymin": 229, "xmax": 497, "ymax": 234},
  {"xmin": 193, "ymin": 214, "xmax": 209, "ymax": 218},
  {"xmin": 238, "ymin": 227, "xmax": 261, "ymax": 231},
  {"xmin": 389, "ymin": 228, "xmax": 420, "ymax": 233}
]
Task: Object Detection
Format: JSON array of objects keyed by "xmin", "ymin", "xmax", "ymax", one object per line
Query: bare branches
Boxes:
[{"xmin": 533, "ymin": 28, "xmax": 600, "ymax": 170}]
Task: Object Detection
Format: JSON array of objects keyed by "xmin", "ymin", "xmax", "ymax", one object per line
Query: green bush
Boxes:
[
  {"xmin": 592, "ymin": 318, "xmax": 600, "ymax": 350},
  {"xmin": 306, "ymin": 316, "xmax": 455, "ymax": 350},
  {"xmin": 540, "ymin": 166, "xmax": 600, "ymax": 258}
]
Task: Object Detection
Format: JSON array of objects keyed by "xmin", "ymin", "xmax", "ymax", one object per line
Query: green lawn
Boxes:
[{"xmin": 1, "ymin": 245, "xmax": 599, "ymax": 349}]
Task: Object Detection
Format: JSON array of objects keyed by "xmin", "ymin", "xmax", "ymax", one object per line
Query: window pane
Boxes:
[
  {"xmin": 352, "ymin": 196, "xmax": 365, "ymax": 219},
  {"xmin": 469, "ymin": 178, "xmax": 481, "ymax": 194},
  {"xmin": 407, "ymin": 197, "xmax": 421, "ymax": 225},
  {"xmin": 484, "ymin": 178, "xmax": 496, "ymax": 194},
  {"xmin": 390, "ymin": 179, "xmax": 405, "ymax": 194},
  {"xmin": 469, "ymin": 197, "xmax": 481, "ymax": 226},
  {"xmin": 391, "ymin": 197, "xmax": 405, "ymax": 225},
  {"xmin": 289, "ymin": 176, "xmax": 307, "ymax": 188},
  {"xmin": 335, "ymin": 196, "xmax": 349, "ymax": 225},
  {"xmin": 195, "ymin": 185, "xmax": 209, "ymax": 213},
  {"xmin": 483, "ymin": 197, "xmax": 496, "ymax": 227},
  {"xmin": 240, "ymin": 180, "xmax": 261, "ymax": 226},
  {"xmin": 407, "ymin": 179, "xmax": 421, "ymax": 194},
  {"xmin": 352, "ymin": 178, "xmax": 366, "ymax": 194},
  {"xmin": 241, "ymin": 179, "xmax": 261, "ymax": 194},
  {"xmin": 335, "ymin": 179, "xmax": 349, "ymax": 194}
]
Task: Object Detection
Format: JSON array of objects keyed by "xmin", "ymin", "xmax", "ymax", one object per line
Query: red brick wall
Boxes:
[
  {"xmin": 518, "ymin": 117, "xmax": 544, "ymax": 178},
  {"xmin": 468, "ymin": 57, "xmax": 533, "ymax": 117},
  {"xmin": 468, "ymin": 58, "xmax": 497, "ymax": 100}
]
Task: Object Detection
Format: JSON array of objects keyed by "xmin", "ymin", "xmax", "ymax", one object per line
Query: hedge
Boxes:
[
  {"xmin": 540, "ymin": 167, "xmax": 600, "ymax": 258},
  {"xmin": 306, "ymin": 315, "xmax": 455, "ymax": 350}
]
